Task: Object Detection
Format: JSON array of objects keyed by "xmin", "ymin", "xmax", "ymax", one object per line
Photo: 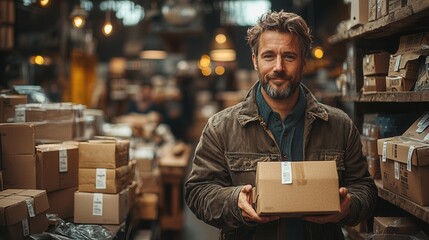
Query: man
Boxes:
[{"xmin": 184, "ymin": 10, "xmax": 377, "ymax": 240}]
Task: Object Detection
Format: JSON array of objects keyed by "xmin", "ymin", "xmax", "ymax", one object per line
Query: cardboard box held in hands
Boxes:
[{"xmin": 253, "ymin": 161, "xmax": 340, "ymax": 217}]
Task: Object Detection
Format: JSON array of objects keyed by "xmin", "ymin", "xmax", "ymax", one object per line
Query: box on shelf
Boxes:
[
  {"xmin": 377, "ymin": 0, "xmax": 388, "ymax": 19},
  {"xmin": 385, "ymin": 76, "xmax": 416, "ymax": 92},
  {"xmin": 373, "ymin": 217, "xmax": 420, "ymax": 235},
  {"xmin": 401, "ymin": 112, "xmax": 429, "ymax": 143},
  {"xmin": 377, "ymin": 136, "xmax": 429, "ymax": 205},
  {"xmin": 350, "ymin": 0, "xmax": 369, "ymax": 28},
  {"xmin": 79, "ymin": 139, "xmax": 129, "ymax": 169},
  {"xmin": 73, "ymin": 188, "xmax": 129, "ymax": 225},
  {"xmin": 388, "ymin": 32, "xmax": 429, "ymax": 81},
  {"xmin": 363, "ymin": 52, "xmax": 390, "ymax": 76},
  {"xmin": 363, "ymin": 76, "xmax": 386, "ymax": 93},
  {"xmin": 78, "ymin": 164, "xmax": 130, "ymax": 194},
  {"xmin": 253, "ymin": 161, "xmax": 340, "ymax": 216}
]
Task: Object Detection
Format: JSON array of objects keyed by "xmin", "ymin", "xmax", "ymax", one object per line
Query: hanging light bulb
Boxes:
[
  {"xmin": 70, "ymin": 4, "xmax": 88, "ymax": 28},
  {"xmin": 39, "ymin": 0, "xmax": 50, "ymax": 7},
  {"xmin": 102, "ymin": 10, "xmax": 113, "ymax": 36}
]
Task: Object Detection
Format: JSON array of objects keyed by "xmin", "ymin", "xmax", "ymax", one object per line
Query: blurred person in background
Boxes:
[{"xmin": 184, "ymin": 10, "xmax": 377, "ymax": 240}]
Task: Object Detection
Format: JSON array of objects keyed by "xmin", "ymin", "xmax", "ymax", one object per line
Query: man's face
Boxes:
[{"xmin": 252, "ymin": 31, "xmax": 305, "ymax": 100}]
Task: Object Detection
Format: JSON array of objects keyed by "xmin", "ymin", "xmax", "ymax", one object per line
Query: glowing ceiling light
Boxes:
[
  {"xmin": 313, "ymin": 46, "xmax": 324, "ymax": 59},
  {"xmin": 215, "ymin": 66, "xmax": 225, "ymax": 75},
  {"xmin": 39, "ymin": 0, "xmax": 50, "ymax": 7},
  {"xmin": 70, "ymin": 5, "xmax": 88, "ymax": 28}
]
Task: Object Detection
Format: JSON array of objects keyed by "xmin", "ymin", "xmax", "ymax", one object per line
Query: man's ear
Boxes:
[{"xmin": 252, "ymin": 53, "xmax": 258, "ymax": 71}]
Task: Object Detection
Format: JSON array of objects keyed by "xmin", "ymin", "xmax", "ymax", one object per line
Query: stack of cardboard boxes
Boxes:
[
  {"xmin": 0, "ymin": 189, "xmax": 50, "ymax": 239},
  {"xmin": 377, "ymin": 113, "xmax": 429, "ymax": 207},
  {"xmin": 74, "ymin": 138, "xmax": 133, "ymax": 225}
]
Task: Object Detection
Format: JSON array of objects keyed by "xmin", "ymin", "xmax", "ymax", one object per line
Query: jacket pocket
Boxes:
[{"xmin": 224, "ymin": 153, "xmax": 278, "ymax": 185}]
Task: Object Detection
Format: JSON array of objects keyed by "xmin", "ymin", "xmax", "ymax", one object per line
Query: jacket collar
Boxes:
[{"xmin": 237, "ymin": 82, "xmax": 328, "ymax": 126}]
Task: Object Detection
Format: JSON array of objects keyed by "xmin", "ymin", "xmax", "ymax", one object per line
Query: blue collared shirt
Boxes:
[{"xmin": 256, "ymin": 83, "xmax": 306, "ymax": 161}]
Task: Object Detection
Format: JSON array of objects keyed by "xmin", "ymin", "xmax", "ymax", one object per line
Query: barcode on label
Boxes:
[
  {"xmin": 96, "ymin": 168, "xmax": 107, "ymax": 189},
  {"xmin": 281, "ymin": 162, "xmax": 292, "ymax": 184},
  {"xmin": 92, "ymin": 193, "xmax": 103, "ymax": 216}
]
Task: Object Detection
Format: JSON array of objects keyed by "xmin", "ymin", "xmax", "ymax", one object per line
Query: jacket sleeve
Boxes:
[
  {"xmin": 338, "ymin": 117, "xmax": 378, "ymax": 226},
  {"xmin": 184, "ymin": 116, "xmax": 251, "ymax": 232}
]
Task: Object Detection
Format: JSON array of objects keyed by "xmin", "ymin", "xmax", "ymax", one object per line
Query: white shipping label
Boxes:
[
  {"xmin": 407, "ymin": 146, "xmax": 415, "ymax": 172},
  {"xmin": 394, "ymin": 162, "xmax": 400, "ymax": 180},
  {"xmin": 417, "ymin": 113, "xmax": 429, "ymax": 128},
  {"xmin": 14, "ymin": 108, "xmax": 25, "ymax": 122},
  {"xmin": 382, "ymin": 141, "xmax": 388, "ymax": 162},
  {"xmin": 59, "ymin": 148, "xmax": 68, "ymax": 173},
  {"xmin": 24, "ymin": 198, "xmax": 35, "ymax": 217},
  {"xmin": 22, "ymin": 218, "xmax": 30, "ymax": 236},
  {"xmin": 96, "ymin": 168, "xmax": 107, "ymax": 189},
  {"xmin": 394, "ymin": 55, "xmax": 401, "ymax": 72},
  {"xmin": 416, "ymin": 119, "xmax": 429, "ymax": 133},
  {"xmin": 92, "ymin": 193, "xmax": 103, "ymax": 216},
  {"xmin": 281, "ymin": 162, "xmax": 292, "ymax": 184}
]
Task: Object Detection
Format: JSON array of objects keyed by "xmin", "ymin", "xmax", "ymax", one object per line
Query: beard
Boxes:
[{"xmin": 260, "ymin": 71, "xmax": 300, "ymax": 100}]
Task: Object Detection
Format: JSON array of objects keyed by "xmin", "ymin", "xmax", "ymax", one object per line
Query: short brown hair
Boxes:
[{"xmin": 246, "ymin": 10, "xmax": 312, "ymax": 58}]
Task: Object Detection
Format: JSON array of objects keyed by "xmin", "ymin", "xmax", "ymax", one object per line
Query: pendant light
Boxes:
[
  {"xmin": 210, "ymin": 28, "xmax": 236, "ymax": 62},
  {"xmin": 102, "ymin": 10, "xmax": 113, "ymax": 36},
  {"xmin": 70, "ymin": 4, "xmax": 88, "ymax": 28}
]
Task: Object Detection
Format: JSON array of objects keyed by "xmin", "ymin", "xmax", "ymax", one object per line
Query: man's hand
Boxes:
[
  {"xmin": 303, "ymin": 187, "xmax": 351, "ymax": 224},
  {"xmin": 238, "ymin": 185, "xmax": 279, "ymax": 223}
]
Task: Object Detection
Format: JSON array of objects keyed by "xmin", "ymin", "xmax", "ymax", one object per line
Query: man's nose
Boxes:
[{"xmin": 274, "ymin": 56, "xmax": 284, "ymax": 71}]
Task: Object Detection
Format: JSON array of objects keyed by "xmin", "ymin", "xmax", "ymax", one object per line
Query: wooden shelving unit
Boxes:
[
  {"xmin": 329, "ymin": 0, "xmax": 429, "ymax": 44},
  {"xmin": 328, "ymin": 0, "xmax": 429, "ymax": 236},
  {"xmin": 375, "ymin": 180, "xmax": 429, "ymax": 224}
]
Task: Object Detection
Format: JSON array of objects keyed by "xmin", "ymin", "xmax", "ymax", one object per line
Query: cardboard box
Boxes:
[
  {"xmin": 369, "ymin": 0, "xmax": 377, "ymax": 22},
  {"xmin": 388, "ymin": 0, "xmax": 407, "ymax": 13},
  {"xmin": 350, "ymin": 0, "xmax": 369, "ymax": 28},
  {"xmin": 0, "ymin": 189, "xmax": 49, "ymax": 240},
  {"xmin": 0, "ymin": 95, "xmax": 27, "ymax": 123},
  {"xmin": 377, "ymin": 137, "xmax": 429, "ymax": 205},
  {"xmin": 0, "ymin": 123, "xmax": 35, "ymax": 155},
  {"xmin": 34, "ymin": 121, "xmax": 75, "ymax": 143},
  {"xmin": 377, "ymin": 0, "xmax": 388, "ymax": 19},
  {"xmin": 363, "ymin": 76, "xmax": 386, "ymax": 93},
  {"xmin": 401, "ymin": 112, "xmax": 429, "ymax": 143},
  {"xmin": 388, "ymin": 33, "xmax": 429, "ymax": 81},
  {"xmin": 79, "ymin": 139, "xmax": 129, "ymax": 169},
  {"xmin": 253, "ymin": 161, "xmax": 340, "ymax": 216},
  {"xmin": 14, "ymin": 103, "xmax": 83, "ymax": 122},
  {"xmin": 133, "ymin": 193, "xmax": 158, "ymax": 220},
  {"xmin": 73, "ymin": 188, "xmax": 129, "ymax": 224},
  {"xmin": 363, "ymin": 52, "xmax": 390, "ymax": 76},
  {"xmin": 2, "ymin": 155, "xmax": 36, "ymax": 189},
  {"xmin": 36, "ymin": 144, "xmax": 79, "ymax": 192},
  {"xmin": 78, "ymin": 164, "xmax": 130, "ymax": 194},
  {"xmin": 373, "ymin": 217, "xmax": 420, "ymax": 235},
  {"xmin": 385, "ymin": 76, "xmax": 416, "ymax": 92},
  {"xmin": 47, "ymin": 187, "xmax": 77, "ymax": 220}
]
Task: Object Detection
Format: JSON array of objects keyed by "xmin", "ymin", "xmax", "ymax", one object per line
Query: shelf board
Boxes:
[
  {"xmin": 356, "ymin": 91, "xmax": 429, "ymax": 102},
  {"xmin": 375, "ymin": 179, "xmax": 429, "ymax": 223},
  {"xmin": 328, "ymin": 0, "xmax": 429, "ymax": 44}
]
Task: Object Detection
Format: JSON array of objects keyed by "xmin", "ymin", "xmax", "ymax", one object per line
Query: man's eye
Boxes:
[
  {"xmin": 262, "ymin": 54, "xmax": 274, "ymax": 60},
  {"xmin": 284, "ymin": 55, "xmax": 296, "ymax": 61}
]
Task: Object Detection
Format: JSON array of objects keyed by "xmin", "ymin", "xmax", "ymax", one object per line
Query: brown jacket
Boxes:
[{"xmin": 184, "ymin": 83, "xmax": 377, "ymax": 240}]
